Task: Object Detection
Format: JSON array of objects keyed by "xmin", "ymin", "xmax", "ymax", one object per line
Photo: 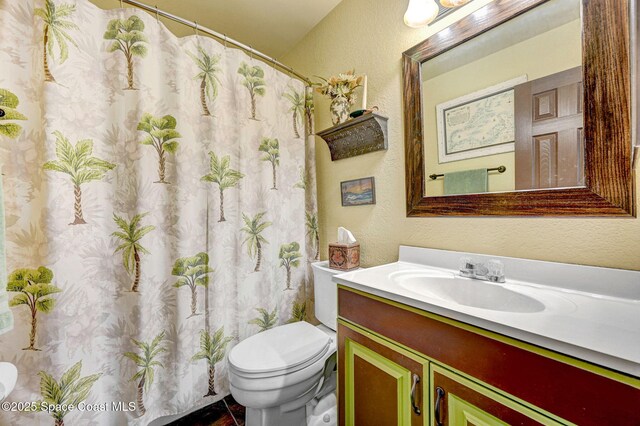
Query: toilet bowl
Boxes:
[
  {"xmin": 229, "ymin": 322, "xmax": 336, "ymax": 425},
  {"xmin": 228, "ymin": 261, "xmax": 350, "ymax": 426}
]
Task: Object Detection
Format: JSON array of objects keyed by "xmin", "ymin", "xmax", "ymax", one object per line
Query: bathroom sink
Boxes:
[{"xmin": 390, "ymin": 271, "xmax": 545, "ymax": 313}]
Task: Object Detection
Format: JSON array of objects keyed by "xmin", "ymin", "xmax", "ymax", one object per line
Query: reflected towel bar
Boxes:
[{"xmin": 429, "ymin": 166, "xmax": 506, "ymax": 180}]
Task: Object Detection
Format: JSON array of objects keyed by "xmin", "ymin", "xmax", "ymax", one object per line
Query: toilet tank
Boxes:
[{"xmin": 312, "ymin": 261, "xmax": 360, "ymax": 331}]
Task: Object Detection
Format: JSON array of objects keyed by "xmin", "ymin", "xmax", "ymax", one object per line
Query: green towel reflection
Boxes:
[{"xmin": 443, "ymin": 169, "xmax": 488, "ymax": 195}]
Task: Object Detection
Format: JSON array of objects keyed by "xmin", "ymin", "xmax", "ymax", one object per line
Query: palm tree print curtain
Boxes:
[{"xmin": 0, "ymin": 0, "xmax": 318, "ymax": 424}]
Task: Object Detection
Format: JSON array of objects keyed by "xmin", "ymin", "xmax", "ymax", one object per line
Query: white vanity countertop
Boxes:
[{"xmin": 333, "ymin": 246, "xmax": 640, "ymax": 377}]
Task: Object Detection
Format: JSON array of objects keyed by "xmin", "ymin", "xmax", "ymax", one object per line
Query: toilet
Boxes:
[{"xmin": 228, "ymin": 261, "xmax": 346, "ymax": 426}]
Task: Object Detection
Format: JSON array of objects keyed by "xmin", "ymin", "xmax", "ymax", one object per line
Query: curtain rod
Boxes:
[{"xmin": 117, "ymin": 0, "xmax": 312, "ymax": 85}]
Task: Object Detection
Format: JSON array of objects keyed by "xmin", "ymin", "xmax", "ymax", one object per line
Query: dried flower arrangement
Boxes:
[
  {"xmin": 314, "ymin": 70, "xmax": 365, "ymax": 124},
  {"xmin": 314, "ymin": 70, "xmax": 364, "ymax": 103}
]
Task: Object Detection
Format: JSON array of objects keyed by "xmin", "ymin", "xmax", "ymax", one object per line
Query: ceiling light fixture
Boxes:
[{"xmin": 403, "ymin": 0, "xmax": 440, "ymax": 28}]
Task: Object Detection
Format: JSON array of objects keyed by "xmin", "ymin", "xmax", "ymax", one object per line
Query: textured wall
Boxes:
[{"xmin": 284, "ymin": 0, "xmax": 640, "ymax": 271}]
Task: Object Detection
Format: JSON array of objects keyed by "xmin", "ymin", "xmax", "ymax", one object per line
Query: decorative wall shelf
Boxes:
[{"xmin": 316, "ymin": 113, "xmax": 388, "ymax": 161}]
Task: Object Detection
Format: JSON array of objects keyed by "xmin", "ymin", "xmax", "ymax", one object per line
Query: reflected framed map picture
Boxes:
[{"xmin": 436, "ymin": 75, "xmax": 527, "ymax": 163}]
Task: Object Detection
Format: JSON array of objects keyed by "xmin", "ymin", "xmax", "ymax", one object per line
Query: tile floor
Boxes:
[{"xmin": 169, "ymin": 395, "xmax": 245, "ymax": 426}]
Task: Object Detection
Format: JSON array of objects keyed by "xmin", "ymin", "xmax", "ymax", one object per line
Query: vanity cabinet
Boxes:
[
  {"xmin": 340, "ymin": 324, "xmax": 425, "ymax": 425},
  {"xmin": 337, "ymin": 287, "xmax": 640, "ymax": 426}
]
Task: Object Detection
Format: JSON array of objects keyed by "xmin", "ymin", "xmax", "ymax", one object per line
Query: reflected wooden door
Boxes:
[{"xmin": 514, "ymin": 66, "xmax": 584, "ymax": 190}]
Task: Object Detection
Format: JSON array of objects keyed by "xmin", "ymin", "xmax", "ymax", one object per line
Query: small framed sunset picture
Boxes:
[{"xmin": 341, "ymin": 177, "xmax": 376, "ymax": 206}]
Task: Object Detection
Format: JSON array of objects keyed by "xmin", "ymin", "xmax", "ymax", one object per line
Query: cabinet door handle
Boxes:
[
  {"xmin": 435, "ymin": 386, "xmax": 445, "ymax": 426},
  {"xmin": 410, "ymin": 373, "xmax": 421, "ymax": 415}
]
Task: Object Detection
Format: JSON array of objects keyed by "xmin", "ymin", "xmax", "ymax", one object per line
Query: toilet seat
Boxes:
[
  {"xmin": 229, "ymin": 322, "xmax": 333, "ymax": 378},
  {"xmin": 228, "ymin": 262, "xmax": 346, "ymax": 426}
]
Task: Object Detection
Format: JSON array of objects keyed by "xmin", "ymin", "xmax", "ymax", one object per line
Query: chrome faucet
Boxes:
[{"xmin": 459, "ymin": 257, "xmax": 505, "ymax": 283}]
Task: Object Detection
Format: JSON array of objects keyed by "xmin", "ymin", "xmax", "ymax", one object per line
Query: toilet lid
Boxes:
[{"xmin": 229, "ymin": 322, "xmax": 331, "ymax": 374}]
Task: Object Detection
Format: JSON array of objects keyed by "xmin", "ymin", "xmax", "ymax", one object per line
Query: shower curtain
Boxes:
[{"xmin": 0, "ymin": 0, "xmax": 318, "ymax": 424}]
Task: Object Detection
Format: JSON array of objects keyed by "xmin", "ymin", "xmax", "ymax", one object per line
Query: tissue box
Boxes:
[{"xmin": 328, "ymin": 243, "xmax": 360, "ymax": 271}]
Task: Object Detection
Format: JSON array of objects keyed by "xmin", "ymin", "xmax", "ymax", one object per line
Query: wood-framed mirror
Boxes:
[{"xmin": 402, "ymin": 0, "xmax": 636, "ymax": 216}]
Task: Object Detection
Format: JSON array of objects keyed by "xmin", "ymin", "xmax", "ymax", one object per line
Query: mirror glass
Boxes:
[{"xmin": 421, "ymin": 0, "xmax": 583, "ymax": 196}]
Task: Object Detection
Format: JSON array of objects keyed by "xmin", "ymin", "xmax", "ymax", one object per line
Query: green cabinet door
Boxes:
[
  {"xmin": 339, "ymin": 322, "xmax": 427, "ymax": 426},
  {"xmin": 430, "ymin": 364, "xmax": 566, "ymax": 426}
]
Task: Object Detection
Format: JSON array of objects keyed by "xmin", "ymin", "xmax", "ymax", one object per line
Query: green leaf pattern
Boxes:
[
  {"xmin": 283, "ymin": 88, "xmax": 304, "ymax": 138},
  {"xmin": 123, "ymin": 331, "xmax": 167, "ymax": 415},
  {"xmin": 7, "ymin": 266, "xmax": 61, "ymax": 351},
  {"xmin": 192, "ymin": 327, "xmax": 233, "ymax": 396},
  {"xmin": 258, "ymin": 137, "xmax": 280, "ymax": 190},
  {"xmin": 35, "ymin": 0, "xmax": 78, "ymax": 82},
  {"xmin": 36, "ymin": 361, "xmax": 102, "ymax": 423},
  {"xmin": 189, "ymin": 46, "xmax": 222, "ymax": 116},
  {"xmin": 137, "ymin": 113, "xmax": 181, "ymax": 184},
  {"xmin": 172, "ymin": 252, "xmax": 214, "ymax": 318},
  {"xmin": 112, "ymin": 212, "xmax": 155, "ymax": 292},
  {"xmin": 0, "ymin": 89, "xmax": 27, "ymax": 139},
  {"xmin": 201, "ymin": 152, "xmax": 244, "ymax": 222},
  {"xmin": 249, "ymin": 307, "xmax": 278, "ymax": 332},
  {"xmin": 43, "ymin": 131, "xmax": 116, "ymax": 225},
  {"xmin": 238, "ymin": 62, "xmax": 266, "ymax": 119},
  {"xmin": 104, "ymin": 15, "xmax": 148, "ymax": 90}
]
